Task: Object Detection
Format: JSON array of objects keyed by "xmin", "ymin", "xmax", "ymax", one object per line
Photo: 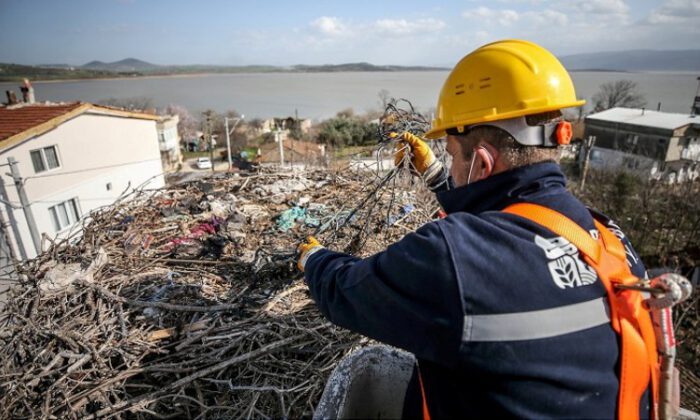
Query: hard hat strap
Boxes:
[
  {"xmin": 445, "ymin": 116, "xmax": 573, "ymax": 147},
  {"xmin": 471, "ymin": 116, "xmax": 560, "ymax": 147}
]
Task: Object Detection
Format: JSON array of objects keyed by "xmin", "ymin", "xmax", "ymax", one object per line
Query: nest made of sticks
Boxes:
[{"xmin": 0, "ymin": 101, "xmax": 439, "ymax": 419}]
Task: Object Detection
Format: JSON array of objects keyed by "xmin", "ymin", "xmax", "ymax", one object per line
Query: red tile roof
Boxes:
[
  {"xmin": 0, "ymin": 102, "xmax": 83, "ymax": 142},
  {"xmin": 0, "ymin": 102, "xmax": 160, "ymax": 150}
]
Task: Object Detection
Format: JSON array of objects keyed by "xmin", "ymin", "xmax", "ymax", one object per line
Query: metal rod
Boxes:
[
  {"xmin": 8, "ymin": 157, "xmax": 41, "ymax": 255},
  {"xmin": 225, "ymin": 117, "xmax": 232, "ymax": 171}
]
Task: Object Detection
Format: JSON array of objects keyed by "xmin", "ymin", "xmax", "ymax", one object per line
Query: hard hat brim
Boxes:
[{"xmin": 425, "ymin": 99, "xmax": 586, "ymax": 140}]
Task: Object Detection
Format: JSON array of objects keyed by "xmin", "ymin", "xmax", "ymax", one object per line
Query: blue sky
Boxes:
[{"xmin": 1, "ymin": 0, "xmax": 698, "ymax": 66}]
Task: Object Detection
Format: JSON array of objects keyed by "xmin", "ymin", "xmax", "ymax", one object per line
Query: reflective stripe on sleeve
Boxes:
[{"xmin": 463, "ymin": 297, "xmax": 611, "ymax": 342}]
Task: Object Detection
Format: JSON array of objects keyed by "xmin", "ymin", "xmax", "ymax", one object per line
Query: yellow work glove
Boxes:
[
  {"xmin": 393, "ymin": 131, "xmax": 436, "ymax": 174},
  {"xmin": 392, "ymin": 132, "xmax": 446, "ymax": 189},
  {"xmin": 297, "ymin": 236, "xmax": 324, "ymax": 272}
]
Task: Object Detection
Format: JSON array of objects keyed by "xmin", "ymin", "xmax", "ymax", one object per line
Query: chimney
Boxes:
[
  {"xmin": 20, "ymin": 79, "xmax": 35, "ymax": 104},
  {"xmin": 5, "ymin": 90, "xmax": 18, "ymax": 105}
]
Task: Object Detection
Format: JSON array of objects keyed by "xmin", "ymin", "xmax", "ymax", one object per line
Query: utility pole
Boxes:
[
  {"xmin": 224, "ymin": 117, "xmax": 232, "ymax": 171},
  {"xmin": 275, "ymin": 120, "xmax": 285, "ymax": 167},
  {"xmin": 580, "ymin": 135, "xmax": 596, "ymax": 192},
  {"xmin": 203, "ymin": 111, "xmax": 214, "ymax": 173},
  {"xmin": 0, "ymin": 180, "xmax": 27, "ymax": 260},
  {"xmin": 7, "ymin": 157, "xmax": 41, "ymax": 255},
  {"xmin": 225, "ymin": 114, "xmax": 244, "ymax": 171}
]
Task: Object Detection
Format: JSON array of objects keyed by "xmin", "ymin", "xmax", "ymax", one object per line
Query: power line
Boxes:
[{"xmin": 21, "ymin": 158, "xmax": 163, "ymax": 182}]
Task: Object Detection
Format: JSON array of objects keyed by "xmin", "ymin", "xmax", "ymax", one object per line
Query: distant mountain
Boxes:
[
  {"xmin": 292, "ymin": 62, "xmax": 447, "ymax": 72},
  {"xmin": 72, "ymin": 60, "xmax": 445, "ymax": 74},
  {"xmin": 560, "ymin": 50, "xmax": 700, "ymax": 72},
  {"xmin": 0, "ymin": 63, "xmax": 121, "ymax": 82},
  {"xmin": 7, "ymin": 50, "xmax": 698, "ymax": 83},
  {"xmin": 37, "ymin": 63, "xmax": 75, "ymax": 69},
  {"xmin": 82, "ymin": 58, "xmax": 161, "ymax": 72}
]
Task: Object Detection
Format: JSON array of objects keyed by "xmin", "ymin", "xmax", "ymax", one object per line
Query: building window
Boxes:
[
  {"xmin": 48, "ymin": 198, "xmax": 80, "ymax": 232},
  {"xmin": 30, "ymin": 146, "xmax": 60, "ymax": 173}
]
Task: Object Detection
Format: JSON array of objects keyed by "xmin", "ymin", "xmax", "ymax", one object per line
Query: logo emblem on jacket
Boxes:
[{"xmin": 534, "ymin": 235, "xmax": 598, "ymax": 289}]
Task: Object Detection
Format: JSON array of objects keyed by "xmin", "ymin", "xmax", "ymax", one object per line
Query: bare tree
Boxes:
[
  {"xmin": 592, "ymin": 80, "xmax": 646, "ymax": 112},
  {"xmin": 98, "ymin": 96, "xmax": 154, "ymax": 111},
  {"xmin": 378, "ymin": 89, "xmax": 391, "ymax": 110},
  {"xmin": 164, "ymin": 104, "xmax": 198, "ymax": 143}
]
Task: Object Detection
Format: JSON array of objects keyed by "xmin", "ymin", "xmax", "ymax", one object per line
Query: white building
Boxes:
[
  {"xmin": 157, "ymin": 114, "xmax": 182, "ymax": 171},
  {"xmin": 583, "ymin": 107, "xmax": 700, "ymax": 183},
  {"xmin": 0, "ymin": 102, "xmax": 165, "ymax": 261}
]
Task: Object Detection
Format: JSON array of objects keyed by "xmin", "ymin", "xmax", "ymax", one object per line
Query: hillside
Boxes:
[
  {"xmin": 0, "ymin": 60, "xmax": 447, "ymax": 82},
  {"xmin": 292, "ymin": 62, "xmax": 446, "ymax": 72},
  {"xmin": 3, "ymin": 49, "xmax": 698, "ymax": 83},
  {"xmin": 82, "ymin": 58, "xmax": 162, "ymax": 72},
  {"xmin": 0, "ymin": 63, "xmax": 132, "ymax": 82},
  {"xmin": 561, "ymin": 49, "xmax": 700, "ymax": 72}
]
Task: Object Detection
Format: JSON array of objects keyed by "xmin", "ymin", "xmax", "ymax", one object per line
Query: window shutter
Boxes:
[{"xmin": 30, "ymin": 150, "xmax": 45, "ymax": 173}]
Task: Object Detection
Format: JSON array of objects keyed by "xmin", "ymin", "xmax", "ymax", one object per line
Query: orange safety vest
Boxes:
[{"xmin": 418, "ymin": 203, "xmax": 660, "ymax": 420}]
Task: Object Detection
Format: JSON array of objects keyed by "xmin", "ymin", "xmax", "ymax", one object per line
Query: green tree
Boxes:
[{"xmin": 316, "ymin": 117, "xmax": 377, "ymax": 147}]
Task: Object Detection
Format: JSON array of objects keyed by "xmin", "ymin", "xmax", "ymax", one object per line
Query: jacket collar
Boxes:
[{"xmin": 436, "ymin": 161, "xmax": 568, "ymax": 215}]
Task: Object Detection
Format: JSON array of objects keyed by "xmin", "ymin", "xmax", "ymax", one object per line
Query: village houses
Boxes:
[
  {"xmin": 583, "ymin": 107, "xmax": 700, "ymax": 182},
  {"xmin": 0, "ymin": 101, "xmax": 166, "ymax": 264}
]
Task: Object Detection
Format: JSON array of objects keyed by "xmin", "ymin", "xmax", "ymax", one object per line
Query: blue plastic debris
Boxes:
[
  {"xmin": 388, "ymin": 204, "xmax": 416, "ymax": 226},
  {"xmin": 276, "ymin": 206, "xmax": 307, "ymax": 231}
]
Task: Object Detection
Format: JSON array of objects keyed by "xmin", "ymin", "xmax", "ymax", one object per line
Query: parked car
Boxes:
[{"xmin": 196, "ymin": 157, "xmax": 212, "ymax": 170}]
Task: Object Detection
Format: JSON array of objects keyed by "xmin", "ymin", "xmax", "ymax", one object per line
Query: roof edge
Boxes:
[
  {"xmin": 86, "ymin": 104, "xmax": 160, "ymax": 121},
  {"xmin": 0, "ymin": 103, "xmax": 159, "ymax": 153},
  {"xmin": 0, "ymin": 103, "xmax": 92, "ymax": 152}
]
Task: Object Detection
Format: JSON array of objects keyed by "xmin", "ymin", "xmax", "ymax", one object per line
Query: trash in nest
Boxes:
[
  {"xmin": 275, "ymin": 203, "xmax": 327, "ymax": 232},
  {"xmin": 0, "ymin": 100, "xmax": 461, "ymax": 418},
  {"xmin": 276, "ymin": 206, "xmax": 307, "ymax": 231}
]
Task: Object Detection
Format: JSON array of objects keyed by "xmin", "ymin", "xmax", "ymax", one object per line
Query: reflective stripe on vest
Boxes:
[
  {"xmin": 463, "ymin": 297, "xmax": 610, "ymax": 342},
  {"xmin": 503, "ymin": 203, "xmax": 659, "ymax": 420}
]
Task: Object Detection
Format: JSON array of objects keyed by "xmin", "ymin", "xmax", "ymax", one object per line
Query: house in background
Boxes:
[
  {"xmin": 0, "ymin": 102, "xmax": 165, "ymax": 262},
  {"xmin": 259, "ymin": 138, "xmax": 326, "ymax": 168},
  {"xmin": 583, "ymin": 107, "xmax": 700, "ymax": 182},
  {"xmin": 254, "ymin": 117, "xmax": 312, "ymax": 136},
  {"xmin": 157, "ymin": 114, "xmax": 182, "ymax": 171}
]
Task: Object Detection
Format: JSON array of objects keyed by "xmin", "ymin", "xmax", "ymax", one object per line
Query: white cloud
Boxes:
[
  {"xmin": 493, "ymin": 0, "xmax": 547, "ymax": 3},
  {"xmin": 463, "ymin": 7, "xmax": 520, "ymax": 26},
  {"xmin": 523, "ymin": 9, "xmax": 568, "ymax": 26},
  {"xmin": 309, "ymin": 16, "xmax": 447, "ymax": 40},
  {"xmin": 373, "ymin": 18, "xmax": 447, "ymax": 36},
  {"xmin": 648, "ymin": 0, "xmax": 700, "ymax": 23},
  {"xmin": 571, "ymin": 0, "xmax": 629, "ymax": 15},
  {"xmin": 310, "ymin": 16, "xmax": 349, "ymax": 37},
  {"xmin": 462, "ymin": 7, "xmax": 567, "ymax": 27}
]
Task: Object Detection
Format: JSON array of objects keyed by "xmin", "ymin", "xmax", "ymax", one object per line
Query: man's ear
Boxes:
[{"xmin": 474, "ymin": 145, "xmax": 495, "ymax": 180}]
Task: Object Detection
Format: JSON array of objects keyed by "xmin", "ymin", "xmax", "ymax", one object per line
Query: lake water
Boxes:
[{"xmin": 1, "ymin": 71, "xmax": 698, "ymax": 120}]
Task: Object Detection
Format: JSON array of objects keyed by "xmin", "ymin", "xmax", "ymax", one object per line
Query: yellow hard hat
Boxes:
[{"xmin": 425, "ymin": 39, "xmax": 585, "ymax": 139}]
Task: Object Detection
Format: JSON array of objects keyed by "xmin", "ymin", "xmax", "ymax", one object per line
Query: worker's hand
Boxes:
[
  {"xmin": 297, "ymin": 236, "xmax": 324, "ymax": 272},
  {"xmin": 393, "ymin": 132, "xmax": 436, "ymax": 174},
  {"xmin": 392, "ymin": 132, "xmax": 446, "ymax": 190}
]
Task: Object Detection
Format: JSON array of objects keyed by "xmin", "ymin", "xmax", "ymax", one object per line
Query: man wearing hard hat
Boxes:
[{"xmin": 298, "ymin": 40, "xmax": 658, "ymax": 418}]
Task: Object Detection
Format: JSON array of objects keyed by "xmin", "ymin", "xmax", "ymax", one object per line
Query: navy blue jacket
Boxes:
[{"xmin": 304, "ymin": 162, "xmax": 649, "ymax": 418}]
